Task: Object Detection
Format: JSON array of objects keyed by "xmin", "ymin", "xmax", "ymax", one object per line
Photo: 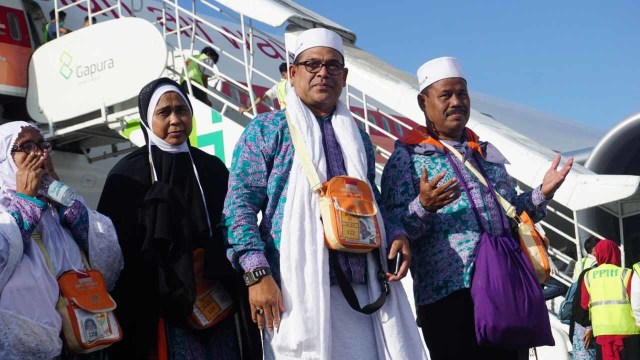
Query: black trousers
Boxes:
[{"xmin": 417, "ymin": 289, "xmax": 521, "ymax": 360}]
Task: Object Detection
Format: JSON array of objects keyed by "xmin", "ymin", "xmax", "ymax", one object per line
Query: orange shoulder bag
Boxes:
[{"xmin": 34, "ymin": 232, "xmax": 122, "ymax": 353}]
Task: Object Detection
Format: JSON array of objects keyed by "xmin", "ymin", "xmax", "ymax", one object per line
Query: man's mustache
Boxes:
[{"xmin": 446, "ymin": 107, "xmax": 468, "ymax": 116}]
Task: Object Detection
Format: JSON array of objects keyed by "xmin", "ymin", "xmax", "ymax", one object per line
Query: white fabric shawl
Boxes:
[{"xmin": 269, "ymin": 91, "xmax": 426, "ymax": 359}]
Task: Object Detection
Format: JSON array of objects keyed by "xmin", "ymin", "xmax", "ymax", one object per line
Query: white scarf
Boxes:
[
  {"xmin": 270, "ymin": 91, "xmax": 426, "ymax": 359},
  {"xmin": 0, "ymin": 121, "xmax": 36, "ymax": 211}
]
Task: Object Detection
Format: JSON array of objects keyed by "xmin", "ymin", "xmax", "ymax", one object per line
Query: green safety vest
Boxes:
[
  {"xmin": 584, "ymin": 264, "xmax": 640, "ymax": 336},
  {"xmin": 43, "ymin": 22, "xmax": 51, "ymax": 43},
  {"xmin": 276, "ymin": 79, "xmax": 289, "ymax": 108},
  {"xmin": 182, "ymin": 53, "xmax": 209, "ymax": 86},
  {"xmin": 634, "ymin": 262, "xmax": 640, "ymax": 277}
]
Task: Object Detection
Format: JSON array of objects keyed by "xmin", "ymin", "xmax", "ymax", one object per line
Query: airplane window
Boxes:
[
  {"xmin": 229, "ymin": 87, "xmax": 241, "ymax": 104},
  {"xmin": 394, "ymin": 120, "xmax": 404, "ymax": 136},
  {"xmin": 367, "ymin": 113, "xmax": 376, "ymax": 126},
  {"xmin": 380, "ymin": 116, "xmax": 391, "ymax": 133},
  {"xmin": 7, "ymin": 14, "xmax": 22, "ymax": 41}
]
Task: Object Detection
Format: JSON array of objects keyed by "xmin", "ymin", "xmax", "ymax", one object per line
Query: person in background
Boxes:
[
  {"xmin": 180, "ymin": 47, "xmax": 221, "ymax": 106},
  {"xmin": 84, "ymin": 16, "xmax": 97, "ymax": 27},
  {"xmin": 240, "ymin": 62, "xmax": 291, "ymax": 114},
  {"xmin": 571, "ymin": 239, "xmax": 600, "ymax": 360},
  {"xmin": 44, "ymin": 10, "xmax": 71, "ymax": 42},
  {"xmin": 574, "ymin": 236, "xmax": 600, "ymax": 281},
  {"xmin": 381, "ymin": 56, "xmax": 572, "ymax": 360},
  {"xmin": 580, "ymin": 239, "xmax": 640, "ymax": 360},
  {"xmin": 98, "ymin": 78, "xmax": 260, "ymax": 359},
  {"xmin": 0, "ymin": 121, "xmax": 122, "ymax": 359},
  {"xmin": 633, "ymin": 261, "xmax": 640, "ymax": 326}
]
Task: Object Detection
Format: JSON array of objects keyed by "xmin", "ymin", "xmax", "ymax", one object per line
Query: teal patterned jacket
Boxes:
[{"xmin": 381, "ymin": 138, "xmax": 548, "ymax": 305}]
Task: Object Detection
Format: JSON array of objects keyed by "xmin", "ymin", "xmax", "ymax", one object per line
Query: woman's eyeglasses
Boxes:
[
  {"xmin": 294, "ymin": 59, "xmax": 345, "ymax": 75},
  {"xmin": 11, "ymin": 141, "xmax": 53, "ymax": 153}
]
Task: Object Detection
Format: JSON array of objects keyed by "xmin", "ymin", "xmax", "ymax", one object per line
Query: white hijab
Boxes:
[
  {"xmin": 0, "ymin": 121, "xmax": 39, "ymax": 211},
  {"xmin": 142, "ymin": 84, "xmax": 212, "ymax": 235}
]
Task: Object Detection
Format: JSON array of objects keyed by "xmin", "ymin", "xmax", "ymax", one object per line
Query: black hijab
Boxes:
[{"xmin": 137, "ymin": 78, "xmax": 212, "ymax": 319}]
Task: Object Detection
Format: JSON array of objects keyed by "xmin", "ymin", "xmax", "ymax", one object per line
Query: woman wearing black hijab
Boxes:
[{"xmin": 98, "ymin": 78, "xmax": 260, "ymax": 359}]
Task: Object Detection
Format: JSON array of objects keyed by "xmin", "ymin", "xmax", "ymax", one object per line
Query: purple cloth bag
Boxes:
[
  {"xmin": 472, "ymin": 232, "xmax": 555, "ymax": 348},
  {"xmin": 448, "ymin": 153, "xmax": 555, "ymax": 349}
]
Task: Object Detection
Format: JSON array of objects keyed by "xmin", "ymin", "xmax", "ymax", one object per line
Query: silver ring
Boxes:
[{"xmin": 255, "ymin": 307, "xmax": 264, "ymax": 316}]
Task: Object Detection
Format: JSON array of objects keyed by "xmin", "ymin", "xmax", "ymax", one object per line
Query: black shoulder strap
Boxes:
[{"xmin": 329, "ymin": 249, "xmax": 389, "ymax": 315}]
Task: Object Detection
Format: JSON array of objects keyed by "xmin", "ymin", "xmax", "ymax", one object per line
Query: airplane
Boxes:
[{"xmin": 2, "ymin": 0, "xmax": 640, "ymax": 358}]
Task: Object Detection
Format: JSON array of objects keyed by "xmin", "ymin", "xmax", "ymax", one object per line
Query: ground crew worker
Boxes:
[
  {"xmin": 180, "ymin": 47, "xmax": 220, "ymax": 106},
  {"xmin": 631, "ymin": 262, "xmax": 640, "ymax": 326},
  {"xmin": 44, "ymin": 10, "xmax": 71, "ymax": 43},
  {"xmin": 240, "ymin": 62, "xmax": 291, "ymax": 114},
  {"xmin": 581, "ymin": 239, "xmax": 640, "ymax": 360}
]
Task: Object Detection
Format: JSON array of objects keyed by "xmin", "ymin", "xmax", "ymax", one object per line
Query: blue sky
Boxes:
[{"xmin": 293, "ymin": 0, "xmax": 640, "ymax": 131}]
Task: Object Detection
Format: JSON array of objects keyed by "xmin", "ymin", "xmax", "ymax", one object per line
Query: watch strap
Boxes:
[{"xmin": 243, "ymin": 267, "xmax": 272, "ymax": 286}]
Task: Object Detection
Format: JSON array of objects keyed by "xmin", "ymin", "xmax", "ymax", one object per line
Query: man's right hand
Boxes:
[
  {"xmin": 418, "ymin": 167, "xmax": 461, "ymax": 212},
  {"xmin": 248, "ymin": 275, "xmax": 285, "ymax": 332},
  {"xmin": 16, "ymin": 152, "xmax": 45, "ymax": 197}
]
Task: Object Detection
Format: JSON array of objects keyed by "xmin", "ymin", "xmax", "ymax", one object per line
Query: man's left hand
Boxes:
[
  {"xmin": 541, "ymin": 154, "xmax": 573, "ymax": 199},
  {"xmin": 386, "ymin": 236, "xmax": 410, "ymax": 281}
]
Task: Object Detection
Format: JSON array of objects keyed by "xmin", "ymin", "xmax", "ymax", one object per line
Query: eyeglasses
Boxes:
[
  {"xmin": 294, "ymin": 59, "xmax": 345, "ymax": 75},
  {"xmin": 11, "ymin": 141, "xmax": 52, "ymax": 153}
]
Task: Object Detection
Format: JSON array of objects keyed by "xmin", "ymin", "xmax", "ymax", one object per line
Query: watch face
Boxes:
[{"xmin": 244, "ymin": 273, "xmax": 255, "ymax": 286}]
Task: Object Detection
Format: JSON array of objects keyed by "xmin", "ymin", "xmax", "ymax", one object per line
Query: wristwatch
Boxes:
[{"xmin": 243, "ymin": 267, "xmax": 272, "ymax": 286}]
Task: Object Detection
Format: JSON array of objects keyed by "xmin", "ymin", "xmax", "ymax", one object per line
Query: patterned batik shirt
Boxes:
[
  {"xmin": 381, "ymin": 139, "xmax": 548, "ymax": 305},
  {"xmin": 223, "ymin": 109, "xmax": 405, "ymax": 284}
]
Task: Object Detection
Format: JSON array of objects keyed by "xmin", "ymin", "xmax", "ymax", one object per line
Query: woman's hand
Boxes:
[
  {"xmin": 15, "ymin": 152, "xmax": 45, "ymax": 197},
  {"xmin": 583, "ymin": 327, "xmax": 594, "ymax": 348}
]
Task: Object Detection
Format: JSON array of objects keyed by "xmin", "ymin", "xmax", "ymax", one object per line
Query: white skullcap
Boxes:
[
  {"xmin": 417, "ymin": 57, "xmax": 465, "ymax": 92},
  {"xmin": 293, "ymin": 28, "xmax": 344, "ymax": 60}
]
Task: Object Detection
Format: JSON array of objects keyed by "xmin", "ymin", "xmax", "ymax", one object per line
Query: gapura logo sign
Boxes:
[
  {"xmin": 59, "ymin": 51, "xmax": 73, "ymax": 80},
  {"xmin": 58, "ymin": 51, "xmax": 115, "ymax": 80}
]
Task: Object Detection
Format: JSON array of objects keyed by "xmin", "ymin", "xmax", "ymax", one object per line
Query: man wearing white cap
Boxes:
[
  {"xmin": 380, "ymin": 57, "xmax": 574, "ymax": 359},
  {"xmin": 224, "ymin": 28, "xmax": 425, "ymax": 359}
]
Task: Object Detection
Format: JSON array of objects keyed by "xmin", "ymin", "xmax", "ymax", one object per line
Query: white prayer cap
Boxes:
[
  {"xmin": 417, "ymin": 57, "xmax": 465, "ymax": 92},
  {"xmin": 293, "ymin": 28, "xmax": 344, "ymax": 60}
]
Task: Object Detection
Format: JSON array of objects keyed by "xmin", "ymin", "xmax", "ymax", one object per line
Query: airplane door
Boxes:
[
  {"xmin": 0, "ymin": 0, "xmax": 32, "ymax": 98},
  {"xmin": 23, "ymin": 0, "xmax": 47, "ymax": 48}
]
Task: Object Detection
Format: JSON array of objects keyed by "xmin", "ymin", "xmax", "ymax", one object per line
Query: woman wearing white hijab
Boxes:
[{"xmin": 0, "ymin": 121, "xmax": 123, "ymax": 359}]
